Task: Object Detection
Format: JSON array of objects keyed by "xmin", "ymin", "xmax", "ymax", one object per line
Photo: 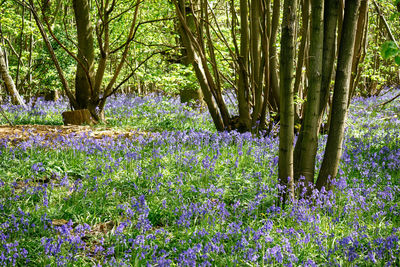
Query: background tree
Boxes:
[
  {"xmin": 278, "ymin": 0, "xmax": 297, "ymax": 202},
  {"xmin": 13, "ymin": 0, "xmax": 141, "ymax": 121},
  {"xmin": 172, "ymin": 0, "xmax": 282, "ymax": 132},
  {"xmin": 0, "ymin": 46, "xmax": 27, "ymax": 108}
]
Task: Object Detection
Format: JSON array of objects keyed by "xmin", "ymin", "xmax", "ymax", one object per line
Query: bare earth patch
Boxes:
[{"xmin": 0, "ymin": 124, "xmax": 152, "ymax": 142}]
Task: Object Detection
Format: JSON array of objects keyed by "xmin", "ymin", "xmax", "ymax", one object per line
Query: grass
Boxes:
[
  {"xmin": 0, "ymin": 94, "xmax": 214, "ymax": 132},
  {"xmin": 0, "ymin": 92, "xmax": 399, "ymax": 266}
]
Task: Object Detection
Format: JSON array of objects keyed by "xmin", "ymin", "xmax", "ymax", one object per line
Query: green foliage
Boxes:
[{"xmin": 381, "ymin": 41, "xmax": 400, "ymax": 65}]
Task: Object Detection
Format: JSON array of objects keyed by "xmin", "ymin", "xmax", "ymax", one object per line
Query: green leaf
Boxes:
[
  {"xmin": 381, "ymin": 41, "xmax": 399, "ymax": 59},
  {"xmin": 395, "ymin": 56, "xmax": 400, "ymax": 65}
]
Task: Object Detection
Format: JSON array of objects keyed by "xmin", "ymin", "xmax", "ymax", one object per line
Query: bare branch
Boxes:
[
  {"xmin": 1, "ymin": 37, "xmax": 25, "ymax": 66},
  {"xmin": 378, "ymin": 92, "xmax": 400, "ymax": 107},
  {"xmin": 109, "ymin": 17, "xmax": 175, "ymax": 55},
  {"xmin": 101, "ymin": 49, "xmax": 174, "ymax": 99},
  {"xmin": 40, "ymin": 3, "xmax": 94, "ymax": 93}
]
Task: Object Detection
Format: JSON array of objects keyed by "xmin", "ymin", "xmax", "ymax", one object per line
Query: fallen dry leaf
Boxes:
[{"xmin": 52, "ymin": 219, "xmax": 69, "ymax": 226}]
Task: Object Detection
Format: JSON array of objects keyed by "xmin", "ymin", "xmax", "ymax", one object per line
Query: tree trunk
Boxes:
[
  {"xmin": 269, "ymin": 0, "xmax": 281, "ymax": 111},
  {"xmin": 349, "ymin": 0, "xmax": 369, "ymax": 102},
  {"xmin": 27, "ymin": 10, "xmax": 34, "ymax": 98},
  {"xmin": 316, "ymin": 0, "xmax": 361, "ymax": 190},
  {"xmin": 292, "ymin": 0, "xmax": 311, "ymax": 182},
  {"xmin": 293, "ymin": 0, "xmax": 310, "ymax": 97},
  {"xmin": 250, "ymin": 0, "xmax": 263, "ymax": 127},
  {"xmin": 28, "ymin": 0, "xmax": 78, "ymax": 109},
  {"xmin": 296, "ymin": 0, "xmax": 324, "ymax": 187},
  {"xmin": 15, "ymin": 5, "xmax": 25, "ymax": 91},
  {"xmin": 237, "ymin": 0, "xmax": 251, "ymax": 129},
  {"xmin": 279, "ymin": 0, "xmax": 297, "ymax": 203},
  {"xmin": 318, "ymin": 0, "xmax": 339, "ymax": 125},
  {"xmin": 73, "ymin": 0, "xmax": 95, "ymax": 109},
  {"xmin": 173, "ymin": 0, "xmax": 226, "ymax": 131},
  {"xmin": 177, "ymin": 0, "xmax": 204, "ymax": 104},
  {"xmin": 294, "ymin": 0, "xmax": 339, "ymax": 178},
  {"xmin": 0, "ymin": 47, "xmax": 27, "ymax": 109}
]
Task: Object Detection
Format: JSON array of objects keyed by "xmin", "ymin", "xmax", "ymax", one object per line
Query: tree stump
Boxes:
[{"xmin": 62, "ymin": 109, "xmax": 93, "ymax": 125}]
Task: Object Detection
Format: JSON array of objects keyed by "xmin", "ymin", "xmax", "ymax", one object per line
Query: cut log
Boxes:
[{"xmin": 62, "ymin": 109, "xmax": 93, "ymax": 125}]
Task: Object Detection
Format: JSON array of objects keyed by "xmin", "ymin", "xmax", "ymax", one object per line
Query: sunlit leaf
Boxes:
[
  {"xmin": 395, "ymin": 55, "xmax": 400, "ymax": 65},
  {"xmin": 381, "ymin": 41, "xmax": 399, "ymax": 59}
]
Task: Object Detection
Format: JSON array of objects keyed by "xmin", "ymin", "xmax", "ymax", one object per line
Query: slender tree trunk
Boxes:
[
  {"xmin": 336, "ymin": 0, "xmax": 345, "ymax": 53},
  {"xmin": 349, "ymin": 0, "xmax": 369, "ymax": 102},
  {"xmin": 92, "ymin": 5, "xmax": 110, "ymax": 102},
  {"xmin": 238, "ymin": 0, "xmax": 251, "ymax": 129},
  {"xmin": 316, "ymin": 0, "xmax": 361, "ymax": 190},
  {"xmin": 250, "ymin": 0, "xmax": 263, "ymax": 127},
  {"xmin": 296, "ymin": 0, "xmax": 324, "ymax": 187},
  {"xmin": 318, "ymin": 0, "xmax": 339, "ymax": 127},
  {"xmin": 27, "ymin": 0, "xmax": 78, "ymax": 109},
  {"xmin": 177, "ymin": 0, "xmax": 204, "ymax": 104},
  {"xmin": 99, "ymin": 0, "xmax": 141, "ymax": 115},
  {"xmin": 173, "ymin": 0, "xmax": 225, "ymax": 131},
  {"xmin": 260, "ymin": 0, "xmax": 271, "ymax": 128},
  {"xmin": 202, "ymin": 0, "xmax": 231, "ymax": 127},
  {"xmin": 73, "ymin": 0, "xmax": 95, "ymax": 109},
  {"xmin": 293, "ymin": 0, "xmax": 310, "ymax": 97},
  {"xmin": 269, "ymin": 0, "xmax": 281, "ymax": 111},
  {"xmin": 279, "ymin": 0, "xmax": 297, "ymax": 203},
  {"xmin": 16, "ymin": 5, "xmax": 25, "ymax": 91},
  {"xmin": 27, "ymin": 10, "xmax": 33, "ymax": 98},
  {"xmin": 288, "ymin": 0, "xmax": 338, "ymax": 169},
  {"xmin": 0, "ymin": 47, "xmax": 27, "ymax": 109}
]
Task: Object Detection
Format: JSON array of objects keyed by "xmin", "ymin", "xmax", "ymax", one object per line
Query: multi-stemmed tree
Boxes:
[
  {"xmin": 15, "ymin": 0, "xmax": 141, "ymax": 121},
  {"xmin": 172, "ymin": 0, "xmax": 281, "ymax": 132},
  {"xmin": 173, "ymin": 0, "xmax": 365, "ymax": 200}
]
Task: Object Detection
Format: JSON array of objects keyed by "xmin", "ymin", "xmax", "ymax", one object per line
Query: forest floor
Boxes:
[
  {"xmin": 0, "ymin": 93, "xmax": 399, "ymax": 266},
  {"xmin": 0, "ymin": 124, "xmax": 152, "ymax": 143}
]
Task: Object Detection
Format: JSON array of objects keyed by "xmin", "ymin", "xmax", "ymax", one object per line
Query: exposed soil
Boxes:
[{"xmin": 0, "ymin": 124, "xmax": 151, "ymax": 142}]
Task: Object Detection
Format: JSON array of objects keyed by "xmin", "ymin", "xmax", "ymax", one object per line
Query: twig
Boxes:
[
  {"xmin": 378, "ymin": 92, "xmax": 400, "ymax": 107},
  {"xmin": 0, "ymin": 104, "xmax": 13, "ymax": 126},
  {"xmin": 373, "ymin": 0, "xmax": 399, "ymax": 48}
]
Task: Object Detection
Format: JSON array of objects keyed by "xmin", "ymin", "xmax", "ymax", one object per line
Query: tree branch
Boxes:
[{"xmin": 101, "ymin": 49, "xmax": 173, "ymax": 99}]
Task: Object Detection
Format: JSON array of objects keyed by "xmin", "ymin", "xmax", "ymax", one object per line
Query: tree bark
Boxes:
[
  {"xmin": 294, "ymin": 0, "xmax": 339, "ymax": 184},
  {"xmin": 318, "ymin": 0, "xmax": 339, "ymax": 125},
  {"xmin": 269, "ymin": 0, "xmax": 281, "ymax": 110},
  {"xmin": 250, "ymin": 0, "xmax": 263, "ymax": 127},
  {"xmin": 62, "ymin": 109, "xmax": 93, "ymax": 125},
  {"xmin": 177, "ymin": 0, "xmax": 204, "ymax": 104},
  {"xmin": 316, "ymin": 0, "xmax": 361, "ymax": 190},
  {"xmin": 0, "ymin": 47, "xmax": 27, "ymax": 109},
  {"xmin": 173, "ymin": 0, "xmax": 225, "ymax": 131},
  {"xmin": 296, "ymin": 0, "xmax": 324, "ymax": 187},
  {"xmin": 238, "ymin": 0, "xmax": 251, "ymax": 129},
  {"xmin": 293, "ymin": 0, "xmax": 310, "ymax": 97},
  {"xmin": 15, "ymin": 5, "xmax": 25, "ymax": 91},
  {"xmin": 73, "ymin": 0, "xmax": 95, "ymax": 109},
  {"xmin": 349, "ymin": 0, "xmax": 369, "ymax": 102},
  {"xmin": 27, "ymin": 0, "xmax": 78, "ymax": 109},
  {"xmin": 279, "ymin": 0, "xmax": 297, "ymax": 203}
]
